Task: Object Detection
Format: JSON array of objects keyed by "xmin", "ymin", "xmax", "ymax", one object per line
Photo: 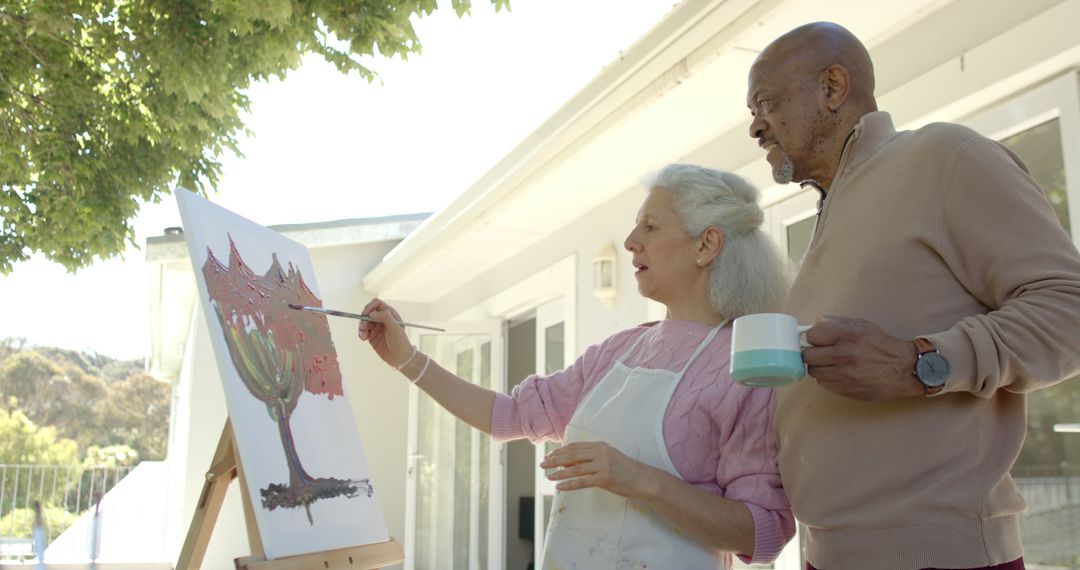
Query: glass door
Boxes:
[
  {"xmin": 404, "ymin": 321, "xmax": 506, "ymax": 570},
  {"xmin": 767, "ymin": 189, "xmax": 819, "ymax": 269},
  {"xmin": 962, "ymin": 71, "xmax": 1080, "ymax": 569},
  {"xmin": 531, "ymin": 298, "xmax": 570, "ymax": 566}
]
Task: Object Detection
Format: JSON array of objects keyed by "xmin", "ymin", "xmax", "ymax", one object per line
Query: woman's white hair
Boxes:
[{"xmin": 647, "ymin": 164, "xmax": 791, "ymax": 318}]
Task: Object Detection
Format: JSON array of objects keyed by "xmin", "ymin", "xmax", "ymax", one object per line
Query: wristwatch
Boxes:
[{"xmin": 913, "ymin": 338, "xmax": 949, "ymax": 395}]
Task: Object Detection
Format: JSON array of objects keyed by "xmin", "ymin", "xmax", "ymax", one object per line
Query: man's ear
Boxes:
[
  {"xmin": 822, "ymin": 64, "xmax": 851, "ymax": 111},
  {"xmin": 698, "ymin": 227, "xmax": 725, "ymax": 265}
]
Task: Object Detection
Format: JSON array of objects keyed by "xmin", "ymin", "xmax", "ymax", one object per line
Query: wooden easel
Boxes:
[{"xmin": 177, "ymin": 421, "xmax": 404, "ymax": 569}]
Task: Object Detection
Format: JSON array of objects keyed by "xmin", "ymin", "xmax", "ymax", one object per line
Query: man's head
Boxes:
[{"xmin": 747, "ymin": 22, "xmax": 877, "ymax": 188}]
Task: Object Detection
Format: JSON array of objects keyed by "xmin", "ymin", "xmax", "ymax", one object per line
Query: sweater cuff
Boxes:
[
  {"xmin": 736, "ymin": 502, "xmax": 786, "ymax": 565},
  {"xmin": 490, "ymin": 393, "xmax": 525, "ymax": 442},
  {"xmin": 924, "ymin": 328, "xmax": 977, "ymax": 396}
]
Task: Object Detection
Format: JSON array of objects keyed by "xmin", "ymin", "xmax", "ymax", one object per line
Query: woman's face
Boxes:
[{"xmin": 623, "ymin": 188, "xmax": 701, "ymax": 305}]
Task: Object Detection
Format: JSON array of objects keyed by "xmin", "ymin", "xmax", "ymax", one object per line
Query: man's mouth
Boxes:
[{"xmin": 633, "ymin": 261, "xmax": 648, "ymax": 274}]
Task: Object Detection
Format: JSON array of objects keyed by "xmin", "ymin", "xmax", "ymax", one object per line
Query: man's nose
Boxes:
[{"xmin": 749, "ymin": 116, "xmax": 766, "ymax": 139}]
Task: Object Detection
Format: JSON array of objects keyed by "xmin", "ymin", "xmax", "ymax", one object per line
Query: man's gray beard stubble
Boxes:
[{"xmin": 773, "ymin": 152, "xmax": 796, "ymax": 184}]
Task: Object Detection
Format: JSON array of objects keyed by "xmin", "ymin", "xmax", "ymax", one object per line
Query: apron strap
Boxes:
[
  {"xmin": 676, "ymin": 320, "xmax": 728, "ymax": 375},
  {"xmin": 615, "ymin": 324, "xmax": 653, "ymax": 363}
]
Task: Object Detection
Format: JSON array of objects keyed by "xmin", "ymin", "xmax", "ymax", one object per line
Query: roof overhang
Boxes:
[{"xmin": 363, "ymin": 0, "xmax": 1080, "ymax": 304}]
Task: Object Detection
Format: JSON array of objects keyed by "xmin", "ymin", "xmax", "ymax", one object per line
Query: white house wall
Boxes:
[{"xmin": 427, "ymin": 180, "xmax": 655, "ymax": 353}]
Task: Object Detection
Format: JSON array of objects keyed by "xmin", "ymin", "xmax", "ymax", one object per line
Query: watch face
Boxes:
[{"xmin": 916, "ymin": 352, "xmax": 950, "ymax": 387}]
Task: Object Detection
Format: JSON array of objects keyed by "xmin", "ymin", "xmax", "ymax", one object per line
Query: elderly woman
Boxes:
[{"xmin": 359, "ymin": 163, "xmax": 794, "ymax": 569}]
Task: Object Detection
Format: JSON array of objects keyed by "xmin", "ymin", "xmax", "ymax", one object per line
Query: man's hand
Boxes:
[{"xmin": 802, "ymin": 316, "xmax": 924, "ymax": 400}]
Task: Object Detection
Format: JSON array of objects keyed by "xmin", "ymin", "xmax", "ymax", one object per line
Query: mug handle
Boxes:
[{"xmin": 797, "ymin": 324, "xmax": 813, "ymax": 348}]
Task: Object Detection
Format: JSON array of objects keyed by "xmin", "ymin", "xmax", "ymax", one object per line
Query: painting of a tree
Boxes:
[
  {"xmin": 202, "ymin": 237, "xmax": 371, "ymax": 525},
  {"xmin": 178, "ymin": 189, "xmax": 388, "ymax": 558}
]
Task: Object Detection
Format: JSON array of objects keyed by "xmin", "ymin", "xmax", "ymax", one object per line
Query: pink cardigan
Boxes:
[{"xmin": 489, "ymin": 319, "xmax": 794, "ymax": 564}]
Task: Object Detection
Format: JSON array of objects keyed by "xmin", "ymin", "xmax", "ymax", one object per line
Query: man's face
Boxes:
[{"xmin": 746, "ymin": 57, "xmax": 828, "ymax": 184}]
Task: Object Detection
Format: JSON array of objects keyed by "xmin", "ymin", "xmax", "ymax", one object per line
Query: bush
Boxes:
[{"xmin": 0, "ymin": 504, "xmax": 80, "ymax": 541}]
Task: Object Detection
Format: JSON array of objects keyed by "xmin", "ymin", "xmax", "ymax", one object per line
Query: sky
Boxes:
[{"xmin": 0, "ymin": 0, "xmax": 679, "ymax": 361}]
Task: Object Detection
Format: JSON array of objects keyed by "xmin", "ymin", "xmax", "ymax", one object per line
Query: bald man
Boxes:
[{"xmin": 747, "ymin": 22, "xmax": 1080, "ymax": 570}]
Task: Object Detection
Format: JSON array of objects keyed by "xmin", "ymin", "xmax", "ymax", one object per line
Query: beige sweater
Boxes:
[{"xmin": 780, "ymin": 111, "xmax": 1080, "ymax": 570}]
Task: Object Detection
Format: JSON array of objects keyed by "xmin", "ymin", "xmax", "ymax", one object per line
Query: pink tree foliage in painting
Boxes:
[{"xmin": 203, "ymin": 237, "xmax": 371, "ymax": 524}]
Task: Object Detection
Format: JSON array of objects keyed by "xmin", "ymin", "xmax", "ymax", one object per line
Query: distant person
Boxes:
[
  {"xmin": 747, "ymin": 21, "xmax": 1080, "ymax": 570},
  {"xmin": 359, "ymin": 164, "xmax": 794, "ymax": 568}
]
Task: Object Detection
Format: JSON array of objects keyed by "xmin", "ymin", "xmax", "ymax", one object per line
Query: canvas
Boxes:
[{"xmin": 176, "ymin": 189, "xmax": 389, "ymax": 560}]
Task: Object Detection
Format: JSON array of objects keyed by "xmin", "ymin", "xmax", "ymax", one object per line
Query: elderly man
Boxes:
[{"xmin": 747, "ymin": 22, "xmax": 1080, "ymax": 570}]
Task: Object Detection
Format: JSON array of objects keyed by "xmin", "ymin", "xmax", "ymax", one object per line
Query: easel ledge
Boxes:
[
  {"xmin": 177, "ymin": 421, "xmax": 402, "ymax": 570},
  {"xmin": 235, "ymin": 540, "xmax": 403, "ymax": 570}
]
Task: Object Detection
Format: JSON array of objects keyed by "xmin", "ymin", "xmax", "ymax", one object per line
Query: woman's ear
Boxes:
[{"xmin": 698, "ymin": 227, "xmax": 724, "ymax": 265}]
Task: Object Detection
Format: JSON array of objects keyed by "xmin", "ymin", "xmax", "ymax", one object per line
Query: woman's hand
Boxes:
[
  {"xmin": 540, "ymin": 441, "xmax": 655, "ymax": 498},
  {"xmin": 358, "ymin": 298, "xmax": 414, "ymax": 369}
]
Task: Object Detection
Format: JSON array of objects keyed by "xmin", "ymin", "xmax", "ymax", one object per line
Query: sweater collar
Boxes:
[
  {"xmin": 836, "ymin": 111, "xmax": 897, "ymax": 177},
  {"xmin": 652, "ymin": 318, "xmax": 728, "ymax": 336}
]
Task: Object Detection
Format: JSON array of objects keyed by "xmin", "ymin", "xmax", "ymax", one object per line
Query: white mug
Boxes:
[{"xmin": 730, "ymin": 313, "xmax": 811, "ymax": 387}]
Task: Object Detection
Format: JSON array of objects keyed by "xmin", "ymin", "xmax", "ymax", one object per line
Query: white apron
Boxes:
[{"xmin": 541, "ymin": 322, "xmax": 729, "ymax": 570}]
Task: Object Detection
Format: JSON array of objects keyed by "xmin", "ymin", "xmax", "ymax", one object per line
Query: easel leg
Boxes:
[
  {"xmin": 176, "ymin": 421, "xmax": 239, "ymax": 570},
  {"xmin": 177, "ymin": 421, "xmax": 404, "ymax": 570},
  {"xmin": 236, "ymin": 446, "xmax": 265, "ymax": 560}
]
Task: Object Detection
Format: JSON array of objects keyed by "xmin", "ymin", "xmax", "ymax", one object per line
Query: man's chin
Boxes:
[
  {"xmin": 770, "ymin": 156, "xmax": 797, "ymax": 184},
  {"xmin": 771, "ymin": 168, "xmax": 796, "ymax": 184}
]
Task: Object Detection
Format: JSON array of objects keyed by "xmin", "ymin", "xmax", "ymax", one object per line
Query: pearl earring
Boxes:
[{"xmin": 696, "ymin": 258, "xmax": 702, "ymax": 265}]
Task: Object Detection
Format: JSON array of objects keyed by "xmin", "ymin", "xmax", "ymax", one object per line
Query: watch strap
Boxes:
[{"xmin": 913, "ymin": 337, "xmax": 936, "ymax": 355}]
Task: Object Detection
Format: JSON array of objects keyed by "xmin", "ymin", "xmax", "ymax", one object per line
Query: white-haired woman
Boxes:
[{"xmin": 359, "ymin": 164, "xmax": 794, "ymax": 569}]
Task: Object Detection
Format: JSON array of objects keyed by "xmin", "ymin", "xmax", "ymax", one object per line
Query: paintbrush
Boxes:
[{"xmin": 288, "ymin": 303, "xmax": 446, "ymax": 332}]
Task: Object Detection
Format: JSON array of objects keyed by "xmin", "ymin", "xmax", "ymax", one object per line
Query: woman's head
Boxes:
[{"xmin": 624, "ymin": 164, "xmax": 790, "ymax": 319}]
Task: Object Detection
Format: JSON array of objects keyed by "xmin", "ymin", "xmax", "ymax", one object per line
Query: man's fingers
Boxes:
[
  {"xmin": 803, "ymin": 345, "xmax": 851, "ymax": 367},
  {"xmin": 805, "ymin": 364, "xmax": 838, "ymax": 381},
  {"xmin": 804, "ymin": 315, "xmax": 863, "ymax": 346}
]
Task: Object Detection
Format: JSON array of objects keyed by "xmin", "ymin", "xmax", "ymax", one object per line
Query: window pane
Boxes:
[
  {"xmin": 999, "ymin": 117, "xmax": 1079, "ymax": 567},
  {"xmin": 479, "ymin": 342, "xmax": 491, "ymax": 570},
  {"xmin": 544, "ymin": 323, "xmax": 565, "ymax": 375},
  {"xmin": 414, "ymin": 335, "xmax": 493, "ymax": 570},
  {"xmin": 543, "ymin": 322, "xmax": 566, "ymax": 472},
  {"xmin": 786, "ymin": 216, "xmax": 816, "ymax": 265},
  {"xmin": 1000, "ymin": 118, "xmax": 1069, "ymax": 234}
]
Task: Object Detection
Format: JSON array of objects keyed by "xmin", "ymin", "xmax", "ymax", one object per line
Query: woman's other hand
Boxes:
[
  {"xmin": 541, "ymin": 441, "xmax": 655, "ymax": 498},
  {"xmin": 358, "ymin": 298, "xmax": 413, "ymax": 369}
]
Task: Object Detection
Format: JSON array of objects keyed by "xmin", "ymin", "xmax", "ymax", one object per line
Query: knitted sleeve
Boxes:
[
  {"xmin": 489, "ymin": 327, "xmax": 644, "ymax": 443},
  {"xmin": 927, "ymin": 133, "xmax": 1080, "ymax": 396},
  {"xmin": 720, "ymin": 385, "xmax": 795, "ymax": 564}
]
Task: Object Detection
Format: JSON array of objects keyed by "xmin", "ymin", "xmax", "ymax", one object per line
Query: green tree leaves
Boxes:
[
  {"xmin": 0, "ymin": 407, "xmax": 79, "ymax": 466},
  {"xmin": 0, "ymin": 0, "xmax": 509, "ymax": 273}
]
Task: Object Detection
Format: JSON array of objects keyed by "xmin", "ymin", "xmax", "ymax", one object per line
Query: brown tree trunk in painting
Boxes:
[{"xmin": 274, "ymin": 401, "xmax": 314, "ymax": 488}]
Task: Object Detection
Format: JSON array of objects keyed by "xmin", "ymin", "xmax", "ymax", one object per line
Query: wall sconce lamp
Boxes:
[
  {"xmin": 1053, "ymin": 423, "xmax": 1080, "ymax": 433},
  {"xmin": 593, "ymin": 243, "xmax": 618, "ymax": 308}
]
